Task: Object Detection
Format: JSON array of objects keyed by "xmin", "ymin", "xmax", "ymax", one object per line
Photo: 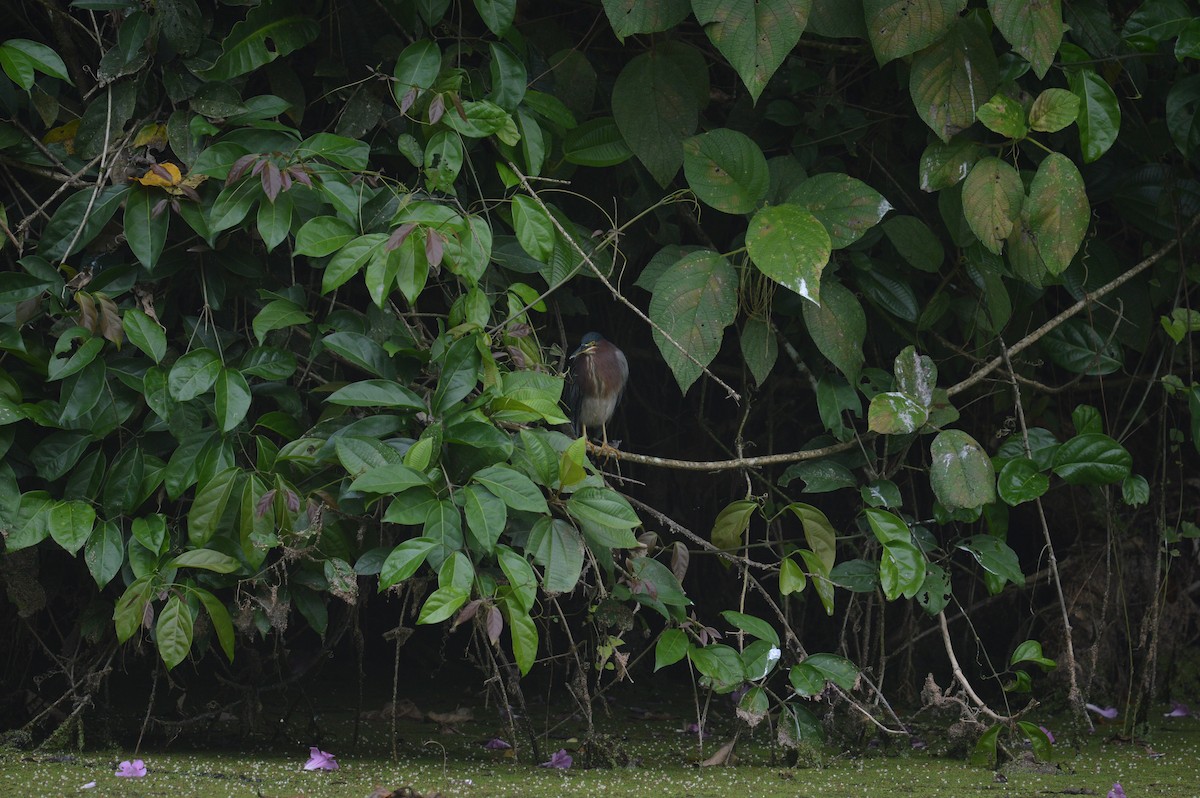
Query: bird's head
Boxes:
[{"xmin": 572, "ymin": 332, "xmax": 605, "ymax": 358}]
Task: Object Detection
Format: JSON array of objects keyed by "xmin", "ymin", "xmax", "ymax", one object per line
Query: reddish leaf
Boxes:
[
  {"xmin": 453, "ymin": 598, "xmax": 482, "ymax": 629},
  {"xmin": 289, "ymin": 165, "xmax": 313, "ymax": 188},
  {"xmin": 255, "ymin": 489, "xmax": 277, "ymax": 517},
  {"xmin": 151, "ymin": 198, "xmax": 169, "ymax": 219},
  {"xmin": 261, "ymin": 162, "xmax": 282, "ymax": 202},
  {"xmin": 400, "ymin": 87, "xmax": 418, "ymax": 114},
  {"xmin": 425, "ymin": 228, "xmax": 444, "ymax": 268},
  {"xmin": 486, "ymin": 605, "xmax": 503, "ymax": 645},
  {"xmin": 428, "ymin": 94, "xmax": 445, "ymax": 124},
  {"xmin": 226, "ymin": 154, "xmax": 258, "ymax": 185},
  {"xmin": 97, "ymin": 293, "xmax": 124, "ymax": 346},
  {"xmin": 385, "ymin": 222, "xmax": 417, "ymax": 252}
]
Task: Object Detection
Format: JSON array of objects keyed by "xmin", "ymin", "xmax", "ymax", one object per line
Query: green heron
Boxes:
[{"xmin": 566, "ymin": 332, "xmax": 628, "ymax": 450}]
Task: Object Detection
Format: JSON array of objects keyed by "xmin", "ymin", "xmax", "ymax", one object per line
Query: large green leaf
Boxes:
[
  {"xmin": 1051, "ymin": 432, "xmax": 1132, "ymax": 485},
  {"xmin": 746, "ymin": 204, "xmax": 831, "ymax": 304},
  {"xmin": 1068, "ymin": 68, "xmax": 1120, "ymax": 163},
  {"xmin": 958, "ymin": 534, "xmax": 1023, "ymax": 587},
  {"xmin": 48, "ymin": 499, "xmax": 95, "ymax": 555},
  {"xmin": 648, "ymin": 250, "xmax": 738, "ymax": 392},
  {"xmin": 122, "ymin": 309, "xmax": 166, "ymax": 364},
  {"xmin": 124, "ymin": 186, "xmax": 169, "ymax": 270},
  {"xmin": 711, "ymin": 499, "xmax": 756, "ymax": 550},
  {"xmin": 879, "ymin": 539, "xmax": 926, "ymax": 600},
  {"xmin": 788, "ymin": 173, "xmax": 892, "ymax": 248},
  {"xmin": 918, "ymin": 139, "xmax": 984, "ymax": 192},
  {"xmin": 203, "ymin": 0, "xmax": 319, "ymax": 82},
  {"xmin": 156, "ymin": 596, "xmax": 194, "ymax": 670},
  {"xmin": 909, "ymin": 13, "xmax": 998, "ymax": 142},
  {"xmin": 38, "ymin": 186, "xmax": 130, "ymax": 262},
  {"xmin": 472, "ymin": 464, "xmax": 548, "ymax": 514},
  {"xmin": 84, "ymin": 520, "xmax": 125, "ymax": 589},
  {"xmin": 1026, "ymin": 152, "xmax": 1088, "ymax": 275},
  {"xmin": 611, "ymin": 51, "xmax": 698, "ymax": 186},
  {"xmin": 682, "ymin": 129, "xmax": 769, "ymax": 214},
  {"xmin": 602, "ymin": 0, "xmax": 690, "ymax": 40},
  {"xmin": 929, "ymin": 429, "xmax": 995, "ymax": 510},
  {"xmin": 997, "ymin": 458, "xmax": 1050, "ymax": 505},
  {"xmin": 802, "ymin": 278, "xmax": 865, "ymax": 383},
  {"xmin": 988, "ymin": 0, "xmax": 1062, "ymax": 79},
  {"xmin": 528, "ymin": 518, "xmax": 584, "ymax": 594},
  {"xmin": 865, "ymin": 0, "xmax": 966, "ymax": 64},
  {"xmin": 168, "ymin": 348, "xmax": 221, "ymax": 401},
  {"xmin": 692, "ymin": 0, "xmax": 811, "ymax": 102},
  {"xmin": 961, "ymin": 157, "xmax": 1023, "ymax": 254}
]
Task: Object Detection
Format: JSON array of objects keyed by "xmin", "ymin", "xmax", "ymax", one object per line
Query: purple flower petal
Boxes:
[
  {"xmin": 1039, "ymin": 725, "xmax": 1055, "ymax": 744},
  {"xmin": 1164, "ymin": 701, "xmax": 1191, "ymax": 718},
  {"xmin": 1086, "ymin": 703, "xmax": 1119, "ymax": 719},
  {"xmin": 539, "ymin": 749, "xmax": 572, "ymax": 769},
  {"xmin": 1107, "ymin": 782, "xmax": 1126, "ymax": 798},
  {"xmin": 303, "ymin": 747, "xmax": 339, "ymax": 771},
  {"xmin": 483, "ymin": 738, "xmax": 512, "ymax": 750},
  {"xmin": 114, "ymin": 759, "xmax": 146, "ymax": 778},
  {"xmin": 81, "ymin": 781, "xmax": 97, "ymax": 789}
]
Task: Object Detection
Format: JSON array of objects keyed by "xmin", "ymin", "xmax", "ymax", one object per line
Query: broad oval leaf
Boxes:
[
  {"xmin": 789, "ymin": 173, "xmax": 892, "ymax": 248},
  {"xmin": 168, "ymin": 348, "xmax": 221, "ymax": 401},
  {"xmin": 648, "ymin": 250, "xmax": 738, "ymax": 393},
  {"xmin": 961, "ymin": 157, "xmax": 1023, "ymax": 254},
  {"xmin": 612, "ymin": 51, "xmax": 697, "ymax": 186},
  {"xmin": 958, "ymin": 534, "xmax": 1024, "ymax": 586},
  {"xmin": 692, "ymin": 0, "xmax": 810, "ymax": 102},
  {"xmin": 802, "ymin": 278, "xmax": 865, "ymax": 383},
  {"xmin": 1068, "ymin": 68, "xmax": 1120, "ymax": 163},
  {"xmin": 997, "ymin": 457, "xmax": 1050, "ymax": 505},
  {"xmin": 747, "ymin": 204, "xmax": 831, "ymax": 303},
  {"xmin": 868, "ymin": 391, "xmax": 929, "ymax": 434},
  {"xmin": 866, "ymin": 0, "xmax": 966, "ymax": 64},
  {"xmin": 930, "ymin": 429, "xmax": 996, "ymax": 510},
  {"xmin": 909, "ymin": 13, "xmax": 998, "ymax": 142},
  {"xmin": 988, "ymin": 0, "xmax": 1063, "ymax": 79},
  {"xmin": 1026, "ymin": 152, "xmax": 1088, "ymax": 275},
  {"xmin": 1051, "ymin": 432, "xmax": 1132, "ymax": 485},
  {"xmin": 156, "ymin": 595, "xmax": 194, "ymax": 670},
  {"xmin": 682, "ymin": 128, "xmax": 769, "ymax": 214}
]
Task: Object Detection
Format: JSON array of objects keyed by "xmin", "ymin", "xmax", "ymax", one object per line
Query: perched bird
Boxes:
[{"xmin": 566, "ymin": 332, "xmax": 628, "ymax": 450}]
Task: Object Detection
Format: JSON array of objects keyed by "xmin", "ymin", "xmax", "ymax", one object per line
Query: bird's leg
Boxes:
[{"xmin": 595, "ymin": 422, "xmax": 621, "ymax": 458}]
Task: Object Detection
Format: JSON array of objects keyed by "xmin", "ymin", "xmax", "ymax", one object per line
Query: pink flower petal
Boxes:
[
  {"xmin": 539, "ymin": 749, "xmax": 572, "ymax": 769},
  {"xmin": 1107, "ymin": 782, "xmax": 1126, "ymax": 798},
  {"xmin": 303, "ymin": 746, "xmax": 339, "ymax": 771},
  {"xmin": 114, "ymin": 759, "xmax": 146, "ymax": 778}
]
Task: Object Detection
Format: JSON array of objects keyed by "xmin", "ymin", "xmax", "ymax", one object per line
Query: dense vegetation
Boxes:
[{"xmin": 1, "ymin": 0, "xmax": 1198, "ymax": 766}]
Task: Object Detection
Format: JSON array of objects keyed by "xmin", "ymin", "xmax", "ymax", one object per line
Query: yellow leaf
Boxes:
[
  {"xmin": 133, "ymin": 162, "xmax": 183, "ymax": 188},
  {"xmin": 132, "ymin": 122, "xmax": 168, "ymax": 150},
  {"xmin": 42, "ymin": 119, "xmax": 79, "ymax": 154}
]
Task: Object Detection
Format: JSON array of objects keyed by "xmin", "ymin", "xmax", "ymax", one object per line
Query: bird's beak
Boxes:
[{"xmin": 571, "ymin": 341, "xmax": 597, "ymax": 358}]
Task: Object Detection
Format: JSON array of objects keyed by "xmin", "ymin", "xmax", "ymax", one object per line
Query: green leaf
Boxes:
[
  {"xmin": 507, "ymin": 604, "xmax": 538, "ymax": 675},
  {"xmin": 1029, "ymin": 88, "xmax": 1080, "ymax": 133},
  {"xmin": 789, "ymin": 173, "xmax": 892, "ymax": 248},
  {"xmin": 122, "ymin": 309, "xmax": 166, "ymax": 364},
  {"xmin": 648, "ymin": 250, "xmax": 739, "ymax": 392},
  {"xmin": 156, "ymin": 595, "xmax": 194, "ymax": 670},
  {"xmin": 801, "ymin": 652, "xmax": 858, "ymax": 691},
  {"xmin": 654, "ymin": 627, "xmax": 689, "ymax": 671},
  {"xmin": 113, "ymin": 575, "xmax": 153, "ymax": 643},
  {"xmin": 203, "ymin": 0, "xmax": 319, "ymax": 82},
  {"xmin": 930, "ymin": 429, "xmax": 996, "ymax": 510},
  {"xmin": 168, "ymin": 348, "xmax": 221, "ymax": 401},
  {"xmin": 802, "ymin": 278, "xmax": 865, "ymax": 383},
  {"xmin": 973, "ymin": 724, "xmax": 1001, "ymax": 767},
  {"xmin": 208, "ymin": 178, "xmax": 261, "ymax": 233},
  {"xmin": 132, "ymin": 514, "xmax": 166, "ymax": 554},
  {"xmin": 602, "ymin": 0, "xmax": 690, "ymax": 40},
  {"xmin": 49, "ymin": 499, "xmax": 95, "ymax": 555},
  {"xmin": 1051, "ymin": 433, "xmax": 1132, "ymax": 485},
  {"xmin": 692, "ymin": 0, "xmax": 810, "ymax": 102},
  {"xmin": 868, "ymin": 392, "xmax": 929, "ymax": 434},
  {"xmin": 187, "ymin": 467, "xmax": 239, "ymax": 546},
  {"xmin": 958, "ymin": 534, "xmax": 1024, "ymax": 587},
  {"xmin": 780, "ymin": 557, "xmax": 807, "ymax": 595},
  {"xmin": 124, "ymin": 186, "xmax": 169, "ymax": 270},
  {"xmin": 1122, "ymin": 473, "xmax": 1150, "ymax": 506},
  {"xmin": 0, "ymin": 45, "xmax": 35, "ymax": 90},
  {"xmin": 472, "ymin": 464, "xmax": 548, "ymax": 514},
  {"xmin": 529, "ymin": 518, "xmax": 584, "ymax": 594},
  {"xmin": 879, "ymin": 539, "xmax": 926, "ymax": 600},
  {"xmin": 511, "ymin": 194, "xmax": 556, "ymax": 262},
  {"xmin": 1042, "ymin": 319, "xmax": 1122, "ymax": 375},
  {"xmin": 463, "ymin": 484, "xmax": 506, "ymax": 554},
  {"xmin": 787, "ymin": 503, "xmax": 837, "ymax": 573},
  {"xmin": 497, "ymin": 545, "xmax": 539, "ymax": 612},
  {"xmin": 379, "ymin": 537, "xmax": 437, "ymax": 589},
  {"xmin": 612, "ymin": 51, "xmax": 698, "ymax": 186},
  {"xmin": 195, "ymin": 588, "xmax": 235, "ymax": 662},
  {"xmin": 297, "ymin": 133, "xmax": 369, "ymax": 171},
  {"xmin": 997, "ymin": 457, "xmax": 1050, "ymax": 505},
  {"xmin": 323, "ymin": 234, "xmax": 388, "ymax": 294},
  {"xmin": 84, "ymin": 520, "xmax": 124, "ymax": 588},
  {"xmin": 865, "ymin": 0, "xmax": 966, "ymax": 63},
  {"xmin": 883, "ymin": 215, "xmax": 944, "ymax": 272},
  {"xmin": 418, "ymin": 586, "xmax": 469, "ymax": 624},
  {"xmin": 909, "ymin": 13, "xmax": 998, "ymax": 142},
  {"xmin": 326, "ymin": 380, "xmax": 423, "ymax": 410},
  {"xmin": 1026, "ymin": 152, "xmax": 1088, "ymax": 275},
  {"xmin": 689, "ymin": 644, "xmax": 746, "ymax": 691},
  {"xmin": 915, "ymin": 563, "xmax": 952, "ymax": 615},
  {"xmin": 721, "ymin": 610, "xmax": 779, "ymax": 646},
  {"xmin": 747, "ymin": 204, "xmax": 831, "ymax": 303},
  {"xmin": 988, "ymin": 0, "xmax": 1063, "ymax": 79},
  {"xmin": 739, "ymin": 316, "xmax": 777, "ymax": 385},
  {"xmin": 431, "ymin": 334, "xmax": 481, "ymax": 414},
  {"xmin": 476, "ymin": 0, "xmax": 517, "ymax": 36},
  {"xmin": 979, "ymin": 92, "xmax": 1027, "ymax": 139},
  {"xmin": 1, "ymin": 39, "xmax": 71, "ymax": 84},
  {"xmin": 1010, "ymin": 639, "xmax": 1057, "ymax": 669},
  {"xmin": 865, "ymin": 508, "xmax": 910, "ymax": 545},
  {"xmin": 170, "ymin": 548, "xmax": 241, "ymax": 573},
  {"xmin": 295, "ymin": 215, "xmax": 356, "ymax": 257},
  {"xmin": 351, "ymin": 463, "xmax": 430, "ymax": 495},
  {"xmin": 567, "ymin": 486, "xmax": 641, "ymax": 530},
  {"xmin": 562, "ymin": 117, "xmax": 633, "ymax": 167},
  {"xmin": 256, "ymin": 190, "xmax": 292, "ymax": 252},
  {"xmin": 711, "ymin": 499, "xmax": 756, "ymax": 549},
  {"xmin": 39, "ymin": 185, "xmax": 129, "ymax": 262},
  {"xmin": 1068, "ymin": 68, "xmax": 1120, "ymax": 163},
  {"xmin": 252, "ymin": 299, "xmax": 311, "ymax": 345},
  {"xmin": 1017, "ymin": 721, "xmax": 1054, "ymax": 762},
  {"xmin": 393, "ymin": 39, "xmax": 442, "ymax": 100},
  {"xmin": 830, "ymin": 559, "xmax": 879, "ymax": 593},
  {"xmin": 682, "ymin": 128, "xmax": 769, "ymax": 214},
  {"xmin": 961, "ymin": 157, "xmax": 1023, "ymax": 255},
  {"xmin": 215, "ymin": 368, "xmax": 251, "ymax": 432}
]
